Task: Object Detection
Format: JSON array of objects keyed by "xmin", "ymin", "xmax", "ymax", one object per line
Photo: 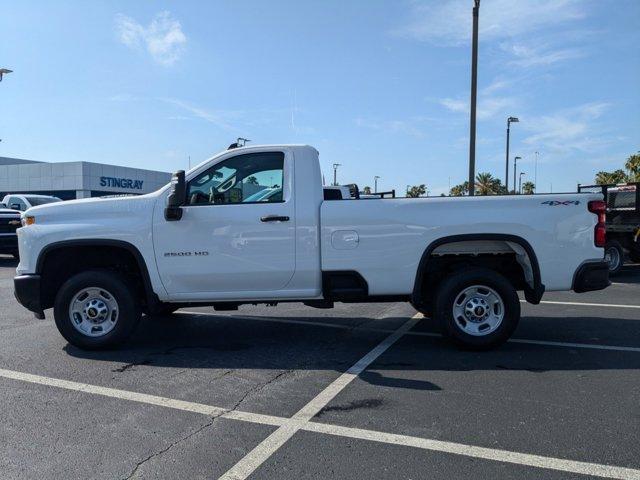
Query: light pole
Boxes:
[
  {"xmin": 534, "ymin": 151, "xmax": 539, "ymax": 192},
  {"xmin": 0, "ymin": 68, "xmax": 12, "ymax": 82},
  {"xmin": 505, "ymin": 116, "xmax": 519, "ymax": 192},
  {"xmin": 513, "ymin": 156, "xmax": 521, "ymax": 193},
  {"xmin": 332, "ymin": 163, "xmax": 341, "ymax": 186},
  {"xmin": 374, "ymin": 176, "xmax": 380, "ymax": 193},
  {"xmin": 467, "ymin": 0, "xmax": 480, "ymax": 196},
  {"xmin": 519, "ymin": 172, "xmax": 526, "ymax": 194}
]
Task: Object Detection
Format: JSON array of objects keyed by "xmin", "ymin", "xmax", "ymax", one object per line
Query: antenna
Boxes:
[{"xmin": 228, "ymin": 138, "xmax": 251, "ymax": 150}]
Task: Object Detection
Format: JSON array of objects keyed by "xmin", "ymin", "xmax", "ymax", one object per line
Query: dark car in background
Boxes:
[{"xmin": 0, "ymin": 207, "xmax": 21, "ymax": 259}]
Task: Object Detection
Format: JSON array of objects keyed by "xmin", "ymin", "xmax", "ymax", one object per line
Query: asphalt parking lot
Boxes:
[{"xmin": 0, "ymin": 255, "xmax": 638, "ymax": 480}]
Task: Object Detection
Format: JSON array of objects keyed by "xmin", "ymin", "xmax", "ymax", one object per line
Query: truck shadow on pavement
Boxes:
[
  {"xmin": 63, "ymin": 311, "xmax": 640, "ymax": 392},
  {"xmin": 612, "ymin": 263, "xmax": 640, "ymax": 283}
]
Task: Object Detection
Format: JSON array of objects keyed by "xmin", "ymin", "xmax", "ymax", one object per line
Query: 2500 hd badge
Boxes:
[{"xmin": 164, "ymin": 251, "xmax": 209, "ymax": 257}]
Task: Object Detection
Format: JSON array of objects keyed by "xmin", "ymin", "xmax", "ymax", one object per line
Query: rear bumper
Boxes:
[
  {"xmin": 14, "ymin": 274, "xmax": 43, "ymax": 314},
  {"xmin": 573, "ymin": 261, "xmax": 610, "ymax": 293}
]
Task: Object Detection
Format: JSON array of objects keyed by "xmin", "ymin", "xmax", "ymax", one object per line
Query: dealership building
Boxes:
[{"xmin": 0, "ymin": 156, "xmax": 171, "ymax": 200}]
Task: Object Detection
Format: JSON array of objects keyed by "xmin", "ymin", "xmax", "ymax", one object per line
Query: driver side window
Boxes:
[{"xmin": 186, "ymin": 152, "xmax": 285, "ymax": 206}]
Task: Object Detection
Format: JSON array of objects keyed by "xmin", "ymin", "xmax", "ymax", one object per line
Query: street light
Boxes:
[
  {"xmin": 505, "ymin": 116, "xmax": 519, "ymax": 191},
  {"xmin": 468, "ymin": 0, "xmax": 481, "ymax": 196},
  {"xmin": 332, "ymin": 163, "xmax": 341, "ymax": 186},
  {"xmin": 519, "ymin": 172, "xmax": 526, "ymax": 194},
  {"xmin": 0, "ymin": 68, "xmax": 12, "ymax": 82},
  {"xmin": 534, "ymin": 151, "xmax": 539, "ymax": 192},
  {"xmin": 374, "ymin": 176, "xmax": 380, "ymax": 193},
  {"xmin": 513, "ymin": 156, "xmax": 522, "ymax": 193}
]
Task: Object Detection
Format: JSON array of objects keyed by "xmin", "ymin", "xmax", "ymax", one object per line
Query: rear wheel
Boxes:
[
  {"xmin": 434, "ymin": 268, "xmax": 520, "ymax": 350},
  {"xmin": 604, "ymin": 240, "xmax": 624, "ymax": 274},
  {"xmin": 54, "ymin": 270, "xmax": 141, "ymax": 350}
]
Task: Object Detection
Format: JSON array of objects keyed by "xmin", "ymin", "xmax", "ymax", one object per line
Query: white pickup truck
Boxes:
[{"xmin": 14, "ymin": 144, "xmax": 609, "ymax": 350}]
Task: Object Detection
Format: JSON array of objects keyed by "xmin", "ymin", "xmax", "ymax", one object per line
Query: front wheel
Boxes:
[
  {"xmin": 54, "ymin": 270, "xmax": 141, "ymax": 350},
  {"xmin": 434, "ymin": 268, "xmax": 520, "ymax": 350}
]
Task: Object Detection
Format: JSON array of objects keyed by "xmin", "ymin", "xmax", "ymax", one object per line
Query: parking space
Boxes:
[{"xmin": 0, "ymin": 255, "xmax": 639, "ymax": 479}]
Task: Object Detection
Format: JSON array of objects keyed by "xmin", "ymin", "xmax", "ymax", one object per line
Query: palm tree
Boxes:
[
  {"xmin": 596, "ymin": 169, "xmax": 628, "ymax": 185},
  {"xmin": 449, "ymin": 181, "xmax": 469, "ymax": 196},
  {"xmin": 407, "ymin": 184, "xmax": 427, "ymax": 198},
  {"xmin": 521, "ymin": 181, "xmax": 535, "ymax": 194},
  {"xmin": 625, "ymin": 153, "xmax": 640, "ymax": 182},
  {"xmin": 475, "ymin": 172, "xmax": 496, "ymax": 195}
]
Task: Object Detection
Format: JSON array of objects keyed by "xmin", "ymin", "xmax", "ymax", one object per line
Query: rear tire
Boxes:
[
  {"xmin": 434, "ymin": 268, "xmax": 520, "ymax": 350},
  {"xmin": 54, "ymin": 270, "xmax": 141, "ymax": 350},
  {"xmin": 605, "ymin": 240, "xmax": 624, "ymax": 274}
]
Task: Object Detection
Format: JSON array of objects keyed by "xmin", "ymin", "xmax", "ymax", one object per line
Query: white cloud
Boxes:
[
  {"xmin": 394, "ymin": 0, "xmax": 584, "ymax": 45},
  {"xmin": 522, "ymin": 102, "xmax": 612, "ymax": 153},
  {"xmin": 161, "ymin": 98, "xmax": 241, "ymax": 130},
  {"xmin": 439, "ymin": 93, "xmax": 517, "ymax": 120},
  {"xmin": 354, "ymin": 117, "xmax": 425, "ymax": 138},
  {"xmin": 503, "ymin": 43, "xmax": 586, "ymax": 67},
  {"xmin": 115, "ymin": 11, "xmax": 186, "ymax": 66}
]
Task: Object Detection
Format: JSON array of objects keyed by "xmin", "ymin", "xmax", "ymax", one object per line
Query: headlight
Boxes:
[{"xmin": 21, "ymin": 215, "xmax": 35, "ymax": 226}]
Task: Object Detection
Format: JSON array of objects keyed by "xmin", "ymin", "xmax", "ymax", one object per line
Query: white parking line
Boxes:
[
  {"xmin": 181, "ymin": 311, "xmax": 640, "ymax": 353},
  {"xmin": 218, "ymin": 314, "xmax": 421, "ymax": 480},
  {"xmin": 521, "ymin": 300, "xmax": 640, "ymax": 309},
  {"xmin": 0, "ymin": 367, "xmax": 285, "ymax": 427},
  {"xmin": 1, "ymin": 364, "xmax": 639, "ymax": 479},
  {"xmin": 303, "ymin": 423, "xmax": 640, "ymax": 480}
]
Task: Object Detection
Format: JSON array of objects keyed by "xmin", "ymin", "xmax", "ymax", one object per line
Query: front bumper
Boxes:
[
  {"xmin": 0, "ymin": 234, "xmax": 18, "ymax": 254},
  {"xmin": 14, "ymin": 274, "xmax": 43, "ymax": 315},
  {"xmin": 573, "ymin": 261, "xmax": 610, "ymax": 293}
]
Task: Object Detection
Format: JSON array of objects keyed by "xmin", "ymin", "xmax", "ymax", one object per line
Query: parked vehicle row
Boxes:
[
  {"xmin": 0, "ymin": 206, "xmax": 21, "ymax": 258},
  {"xmin": 13, "ymin": 144, "xmax": 609, "ymax": 351},
  {"xmin": 1, "ymin": 194, "xmax": 62, "ymax": 212}
]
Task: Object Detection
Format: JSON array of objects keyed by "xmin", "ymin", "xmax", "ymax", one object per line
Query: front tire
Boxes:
[
  {"xmin": 434, "ymin": 268, "xmax": 520, "ymax": 350},
  {"xmin": 54, "ymin": 270, "xmax": 141, "ymax": 350}
]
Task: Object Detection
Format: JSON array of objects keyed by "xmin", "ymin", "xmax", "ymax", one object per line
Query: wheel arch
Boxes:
[
  {"xmin": 36, "ymin": 239, "xmax": 159, "ymax": 311},
  {"xmin": 412, "ymin": 234, "xmax": 544, "ymax": 308}
]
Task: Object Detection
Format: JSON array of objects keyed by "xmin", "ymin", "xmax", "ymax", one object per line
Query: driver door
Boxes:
[{"xmin": 153, "ymin": 150, "xmax": 295, "ymax": 298}]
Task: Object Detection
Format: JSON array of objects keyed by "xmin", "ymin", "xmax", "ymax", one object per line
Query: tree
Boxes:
[
  {"xmin": 449, "ymin": 181, "xmax": 469, "ymax": 196},
  {"xmin": 246, "ymin": 175, "xmax": 258, "ymax": 185},
  {"xmin": 595, "ymin": 169, "xmax": 628, "ymax": 185},
  {"xmin": 521, "ymin": 181, "xmax": 535, "ymax": 194},
  {"xmin": 406, "ymin": 184, "xmax": 427, "ymax": 198},
  {"xmin": 625, "ymin": 153, "xmax": 640, "ymax": 182},
  {"xmin": 362, "ymin": 186, "xmax": 372, "ymax": 195},
  {"xmin": 475, "ymin": 172, "xmax": 508, "ymax": 195}
]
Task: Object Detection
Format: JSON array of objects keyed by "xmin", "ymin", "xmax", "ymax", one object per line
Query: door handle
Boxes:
[{"xmin": 260, "ymin": 215, "xmax": 290, "ymax": 222}]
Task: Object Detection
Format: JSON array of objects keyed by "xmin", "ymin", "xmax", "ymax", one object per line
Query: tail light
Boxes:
[{"xmin": 588, "ymin": 200, "xmax": 606, "ymax": 247}]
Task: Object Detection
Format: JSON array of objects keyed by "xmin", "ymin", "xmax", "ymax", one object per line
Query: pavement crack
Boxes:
[
  {"xmin": 122, "ymin": 414, "xmax": 221, "ymax": 479},
  {"xmin": 231, "ymin": 369, "xmax": 294, "ymax": 411}
]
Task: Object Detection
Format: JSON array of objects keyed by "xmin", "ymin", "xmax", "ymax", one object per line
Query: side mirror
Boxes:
[
  {"xmin": 10, "ymin": 203, "xmax": 21, "ymax": 211},
  {"xmin": 165, "ymin": 170, "xmax": 186, "ymax": 221}
]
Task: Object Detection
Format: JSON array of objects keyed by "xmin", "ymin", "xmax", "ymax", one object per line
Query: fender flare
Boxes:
[
  {"xmin": 411, "ymin": 233, "xmax": 544, "ymax": 305},
  {"xmin": 36, "ymin": 239, "xmax": 159, "ymax": 309}
]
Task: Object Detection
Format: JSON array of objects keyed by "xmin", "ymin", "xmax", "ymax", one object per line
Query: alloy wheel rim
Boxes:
[
  {"xmin": 452, "ymin": 285, "xmax": 504, "ymax": 336},
  {"xmin": 606, "ymin": 247, "xmax": 620, "ymax": 272},
  {"xmin": 69, "ymin": 287, "xmax": 119, "ymax": 337}
]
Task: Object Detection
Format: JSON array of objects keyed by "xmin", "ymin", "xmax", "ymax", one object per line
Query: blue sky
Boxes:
[{"xmin": 1, "ymin": 0, "xmax": 638, "ymax": 194}]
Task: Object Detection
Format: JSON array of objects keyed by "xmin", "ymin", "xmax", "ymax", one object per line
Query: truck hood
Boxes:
[{"xmin": 25, "ymin": 192, "xmax": 161, "ymax": 223}]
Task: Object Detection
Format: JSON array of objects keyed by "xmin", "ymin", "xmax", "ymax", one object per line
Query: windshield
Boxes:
[{"xmin": 25, "ymin": 196, "xmax": 62, "ymax": 206}]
